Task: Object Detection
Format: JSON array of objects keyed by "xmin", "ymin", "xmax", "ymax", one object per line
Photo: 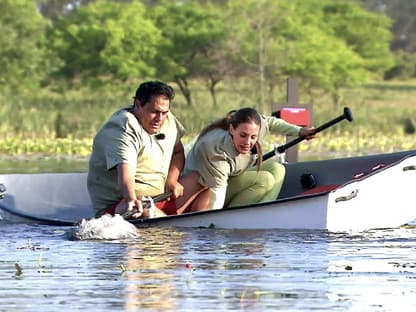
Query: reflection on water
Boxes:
[{"xmin": 1, "ymin": 223, "xmax": 416, "ymax": 311}]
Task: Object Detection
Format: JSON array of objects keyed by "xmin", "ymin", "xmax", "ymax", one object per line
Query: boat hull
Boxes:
[{"xmin": 1, "ymin": 150, "xmax": 416, "ymax": 231}]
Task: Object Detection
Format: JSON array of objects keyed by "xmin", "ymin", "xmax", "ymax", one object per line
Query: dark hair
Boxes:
[
  {"xmin": 199, "ymin": 107, "xmax": 263, "ymax": 170},
  {"xmin": 133, "ymin": 81, "xmax": 175, "ymax": 106}
]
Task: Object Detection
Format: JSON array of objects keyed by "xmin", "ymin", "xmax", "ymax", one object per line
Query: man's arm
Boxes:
[
  {"xmin": 165, "ymin": 141, "xmax": 185, "ymax": 198},
  {"xmin": 116, "ymin": 163, "xmax": 143, "ymax": 217}
]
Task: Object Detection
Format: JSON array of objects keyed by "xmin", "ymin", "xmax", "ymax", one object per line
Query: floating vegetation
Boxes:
[
  {"xmin": 16, "ymin": 238, "xmax": 49, "ymax": 251},
  {"xmin": 118, "ymin": 263, "xmax": 127, "ymax": 274},
  {"xmin": 0, "ymin": 137, "xmax": 92, "ymax": 158},
  {"xmin": 14, "ymin": 263, "xmax": 23, "ymax": 276},
  {"xmin": 37, "ymin": 253, "xmax": 47, "ymax": 273}
]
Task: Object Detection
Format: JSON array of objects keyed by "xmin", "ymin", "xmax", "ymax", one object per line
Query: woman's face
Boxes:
[{"xmin": 229, "ymin": 121, "xmax": 260, "ymax": 154}]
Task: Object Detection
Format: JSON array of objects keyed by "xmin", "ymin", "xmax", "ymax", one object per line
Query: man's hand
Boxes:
[
  {"xmin": 166, "ymin": 180, "xmax": 184, "ymax": 199},
  {"xmin": 115, "ymin": 198, "xmax": 144, "ymax": 219}
]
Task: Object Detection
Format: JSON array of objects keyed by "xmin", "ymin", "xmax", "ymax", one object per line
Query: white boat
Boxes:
[{"xmin": 1, "ymin": 149, "xmax": 415, "ymax": 232}]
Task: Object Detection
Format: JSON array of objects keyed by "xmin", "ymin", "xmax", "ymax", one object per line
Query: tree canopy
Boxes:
[
  {"xmin": 47, "ymin": 0, "xmax": 162, "ymax": 83},
  {"xmin": 0, "ymin": 0, "xmax": 49, "ymax": 93},
  {"xmin": 0, "ymin": 0, "xmax": 400, "ymax": 108}
]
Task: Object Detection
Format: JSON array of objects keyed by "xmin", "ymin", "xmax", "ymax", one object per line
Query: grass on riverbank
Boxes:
[
  {"xmin": 1, "ymin": 130, "xmax": 414, "ymax": 161},
  {"xmin": 1, "ymin": 80, "xmax": 416, "ymax": 160}
]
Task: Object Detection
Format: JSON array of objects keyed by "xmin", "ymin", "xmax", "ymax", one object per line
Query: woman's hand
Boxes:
[{"xmin": 299, "ymin": 127, "xmax": 316, "ymax": 140}]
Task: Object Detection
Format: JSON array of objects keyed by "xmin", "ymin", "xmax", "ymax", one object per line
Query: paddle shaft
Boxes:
[
  {"xmin": 262, "ymin": 107, "xmax": 353, "ymax": 161},
  {"xmin": 152, "ymin": 191, "xmax": 173, "ymax": 203}
]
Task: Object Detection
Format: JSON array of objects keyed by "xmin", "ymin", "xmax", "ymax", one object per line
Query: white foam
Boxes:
[{"xmin": 71, "ymin": 214, "xmax": 139, "ymax": 240}]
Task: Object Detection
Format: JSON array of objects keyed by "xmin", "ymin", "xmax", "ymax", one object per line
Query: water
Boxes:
[
  {"xmin": 1, "ymin": 223, "xmax": 416, "ymax": 312},
  {"xmin": 0, "ymin": 158, "xmax": 88, "ymax": 173},
  {"xmin": 1, "ymin": 159, "xmax": 416, "ymax": 311}
]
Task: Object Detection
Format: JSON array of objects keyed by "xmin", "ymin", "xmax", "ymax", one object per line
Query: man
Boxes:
[{"xmin": 87, "ymin": 81, "xmax": 185, "ymax": 218}]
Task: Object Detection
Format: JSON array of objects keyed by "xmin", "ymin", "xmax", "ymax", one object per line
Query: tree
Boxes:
[
  {"xmin": 48, "ymin": 0, "xmax": 162, "ymax": 84},
  {"xmin": 150, "ymin": 0, "xmax": 227, "ymax": 106},
  {"xmin": 225, "ymin": 0, "xmax": 295, "ymax": 112},
  {"xmin": 361, "ymin": 0, "xmax": 416, "ymax": 53},
  {"xmin": 0, "ymin": 0, "xmax": 49, "ymax": 93},
  {"xmin": 224, "ymin": 0, "xmax": 393, "ymax": 107},
  {"xmin": 37, "ymin": 0, "xmax": 91, "ymax": 21},
  {"xmin": 322, "ymin": 1, "xmax": 394, "ymax": 74},
  {"xmin": 274, "ymin": 1, "xmax": 369, "ymax": 105}
]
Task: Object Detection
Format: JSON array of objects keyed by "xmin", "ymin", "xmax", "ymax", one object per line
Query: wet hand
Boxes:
[{"xmin": 117, "ymin": 198, "xmax": 144, "ymax": 219}]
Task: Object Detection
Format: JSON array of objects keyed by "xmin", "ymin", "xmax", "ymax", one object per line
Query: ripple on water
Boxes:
[{"xmin": 1, "ymin": 223, "xmax": 416, "ymax": 311}]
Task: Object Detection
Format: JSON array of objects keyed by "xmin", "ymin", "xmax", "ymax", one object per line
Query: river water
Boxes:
[
  {"xmin": 1, "ymin": 159, "xmax": 416, "ymax": 311},
  {"xmin": 1, "ymin": 224, "xmax": 416, "ymax": 311}
]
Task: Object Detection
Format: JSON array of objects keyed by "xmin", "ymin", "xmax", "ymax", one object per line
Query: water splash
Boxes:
[{"xmin": 70, "ymin": 214, "xmax": 139, "ymax": 240}]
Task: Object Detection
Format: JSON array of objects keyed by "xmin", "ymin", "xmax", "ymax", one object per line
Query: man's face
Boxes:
[{"xmin": 136, "ymin": 95, "xmax": 170, "ymax": 134}]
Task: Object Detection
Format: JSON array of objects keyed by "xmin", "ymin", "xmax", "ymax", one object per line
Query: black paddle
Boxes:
[{"xmin": 262, "ymin": 106, "xmax": 353, "ymax": 161}]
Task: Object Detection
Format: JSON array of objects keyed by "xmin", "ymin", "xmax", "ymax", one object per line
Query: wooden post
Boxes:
[{"xmin": 272, "ymin": 78, "xmax": 311, "ymax": 162}]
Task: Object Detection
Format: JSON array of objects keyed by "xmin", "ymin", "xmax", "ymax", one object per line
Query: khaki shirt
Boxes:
[
  {"xmin": 87, "ymin": 108, "xmax": 185, "ymax": 217},
  {"xmin": 184, "ymin": 128, "xmax": 256, "ymax": 209},
  {"xmin": 259, "ymin": 115, "xmax": 301, "ymax": 144},
  {"xmin": 183, "ymin": 116, "xmax": 300, "ymax": 209}
]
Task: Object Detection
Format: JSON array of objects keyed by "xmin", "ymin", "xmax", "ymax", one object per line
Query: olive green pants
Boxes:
[{"xmin": 224, "ymin": 160, "xmax": 285, "ymax": 208}]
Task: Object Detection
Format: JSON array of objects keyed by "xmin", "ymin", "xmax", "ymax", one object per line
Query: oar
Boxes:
[{"xmin": 262, "ymin": 106, "xmax": 353, "ymax": 161}]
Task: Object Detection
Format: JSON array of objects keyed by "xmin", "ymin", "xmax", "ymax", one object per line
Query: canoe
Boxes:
[{"xmin": 1, "ymin": 149, "xmax": 416, "ymax": 232}]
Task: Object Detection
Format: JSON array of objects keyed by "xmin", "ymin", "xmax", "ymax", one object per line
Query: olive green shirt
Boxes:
[
  {"xmin": 183, "ymin": 115, "xmax": 300, "ymax": 209},
  {"xmin": 87, "ymin": 108, "xmax": 185, "ymax": 217},
  {"xmin": 183, "ymin": 128, "xmax": 256, "ymax": 209},
  {"xmin": 259, "ymin": 115, "xmax": 301, "ymax": 143}
]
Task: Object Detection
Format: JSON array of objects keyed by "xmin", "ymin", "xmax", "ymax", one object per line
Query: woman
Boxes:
[
  {"xmin": 175, "ymin": 107, "xmax": 272, "ymax": 213},
  {"xmin": 224, "ymin": 114, "xmax": 316, "ymax": 208}
]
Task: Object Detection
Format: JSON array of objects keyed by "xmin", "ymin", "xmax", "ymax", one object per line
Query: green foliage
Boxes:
[
  {"xmin": 47, "ymin": 0, "xmax": 162, "ymax": 83},
  {"xmin": 0, "ymin": 0, "xmax": 49, "ymax": 93},
  {"xmin": 20, "ymin": 0, "xmax": 394, "ymax": 107},
  {"xmin": 0, "ymin": 0, "xmax": 409, "ymax": 159},
  {"xmin": 361, "ymin": 0, "xmax": 416, "ymax": 53},
  {"xmin": 276, "ymin": 2, "xmax": 369, "ymax": 96},
  {"xmin": 403, "ymin": 117, "xmax": 415, "ymax": 134},
  {"xmin": 150, "ymin": 0, "xmax": 228, "ymax": 106},
  {"xmin": 1, "ymin": 80, "xmax": 416, "ymax": 160},
  {"xmin": 321, "ymin": 0, "xmax": 394, "ymax": 74},
  {"xmin": 384, "ymin": 50, "xmax": 416, "ymax": 80},
  {"xmin": 37, "ymin": 0, "xmax": 92, "ymax": 22},
  {"xmin": 0, "ymin": 136, "xmax": 92, "ymax": 157},
  {"xmin": 222, "ymin": 0, "xmax": 393, "ymax": 109}
]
